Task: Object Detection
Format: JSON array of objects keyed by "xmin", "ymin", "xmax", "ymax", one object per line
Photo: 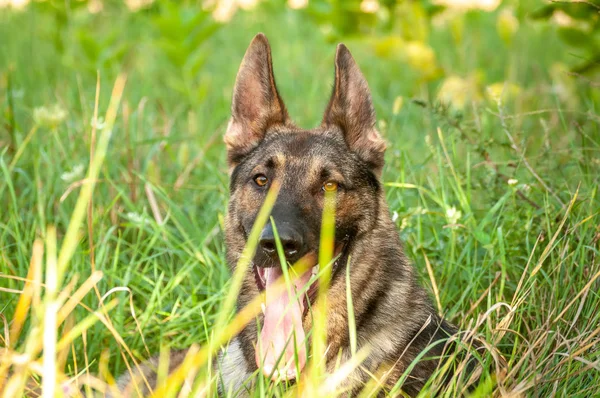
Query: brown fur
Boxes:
[
  {"xmin": 108, "ymin": 350, "xmax": 189, "ymax": 397},
  {"xmin": 113, "ymin": 33, "xmax": 476, "ymax": 397},
  {"xmin": 220, "ymin": 33, "xmax": 470, "ymax": 396}
]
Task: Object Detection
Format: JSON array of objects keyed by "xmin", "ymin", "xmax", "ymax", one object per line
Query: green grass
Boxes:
[{"xmin": 1, "ymin": 1, "xmax": 600, "ymax": 396}]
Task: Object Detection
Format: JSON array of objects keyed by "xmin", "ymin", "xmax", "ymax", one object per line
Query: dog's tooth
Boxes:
[{"xmin": 261, "ymin": 303, "xmax": 266, "ymax": 314}]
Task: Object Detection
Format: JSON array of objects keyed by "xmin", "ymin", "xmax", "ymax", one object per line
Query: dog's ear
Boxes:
[
  {"xmin": 225, "ymin": 33, "xmax": 290, "ymax": 165},
  {"xmin": 322, "ymin": 44, "xmax": 386, "ymax": 171}
]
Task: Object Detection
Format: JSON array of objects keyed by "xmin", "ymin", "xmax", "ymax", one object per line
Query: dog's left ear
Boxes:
[{"xmin": 322, "ymin": 44, "xmax": 386, "ymax": 171}]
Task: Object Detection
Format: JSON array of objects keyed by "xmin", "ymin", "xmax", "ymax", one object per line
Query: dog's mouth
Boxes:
[{"xmin": 252, "ymin": 242, "xmax": 347, "ymax": 381}]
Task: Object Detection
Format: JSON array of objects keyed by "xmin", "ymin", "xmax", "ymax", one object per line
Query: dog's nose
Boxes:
[{"xmin": 259, "ymin": 223, "xmax": 304, "ymax": 263}]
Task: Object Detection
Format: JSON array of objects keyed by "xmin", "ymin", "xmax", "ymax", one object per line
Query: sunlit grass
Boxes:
[{"xmin": 1, "ymin": 1, "xmax": 600, "ymax": 397}]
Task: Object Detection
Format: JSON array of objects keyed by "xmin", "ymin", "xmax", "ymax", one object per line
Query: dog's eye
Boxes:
[
  {"xmin": 254, "ymin": 174, "xmax": 269, "ymax": 187},
  {"xmin": 322, "ymin": 181, "xmax": 338, "ymax": 192}
]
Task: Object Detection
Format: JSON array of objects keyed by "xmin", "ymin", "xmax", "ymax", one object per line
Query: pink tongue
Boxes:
[{"xmin": 255, "ymin": 267, "xmax": 312, "ymax": 380}]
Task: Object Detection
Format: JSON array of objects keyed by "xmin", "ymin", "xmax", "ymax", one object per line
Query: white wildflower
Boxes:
[
  {"xmin": 87, "ymin": 0, "xmax": 103, "ymax": 13},
  {"xmin": 288, "ymin": 0, "xmax": 308, "ymax": 9},
  {"xmin": 61, "ymin": 164, "xmax": 85, "ymax": 182},
  {"xmin": 425, "ymin": 135, "xmax": 432, "ymax": 147},
  {"xmin": 0, "ymin": 0, "xmax": 29, "ymax": 9},
  {"xmin": 360, "ymin": 0, "xmax": 379, "ymax": 14},
  {"xmin": 90, "ymin": 116, "xmax": 106, "ymax": 130},
  {"xmin": 433, "ymin": 0, "xmax": 500, "ymax": 12},
  {"xmin": 445, "ymin": 206, "xmax": 462, "ymax": 225},
  {"xmin": 33, "ymin": 104, "xmax": 67, "ymax": 129},
  {"xmin": 415, "ymin": 206, "xmax": 427, "ymax": 215},
  {"xmin": 125, "ymin": 0, "xmax": 154, "ymax": 11},
  {"xmin": 238, "ymin": 0, "xmax": 260, "ymax": 10},
  {"xmin": 126, "ymin": 211, "xmax": 151, "ymax": 226},
  {"xmin": 400, "ymin": 217, "xmax": 410, "ymax": 231},
  {"xmin": 212, "ymin": 0, "xmax": 238, "ymax": 22}
]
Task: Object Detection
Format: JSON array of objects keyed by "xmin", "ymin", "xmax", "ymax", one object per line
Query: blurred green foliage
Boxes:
[
  {"xmin": 2, "ymin": 0, "xmax": 598, "ymax": 110},
  {"xmin": 531, "ymin": 0, "xmax": 600, "ymax": 73},
  {"xmin": 0, "ymin": 1, "xmax": 599, "ymax": 395}
]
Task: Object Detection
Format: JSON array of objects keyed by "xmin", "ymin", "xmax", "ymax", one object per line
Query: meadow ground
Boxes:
[{"xmin": 1, "ymin": 1, "xmax": 599, "ymax": 396}]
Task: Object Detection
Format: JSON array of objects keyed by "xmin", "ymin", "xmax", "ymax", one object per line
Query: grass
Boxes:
[{"xmin": 1, "ymin": 1, "xmax": 600, "ymax": 396}]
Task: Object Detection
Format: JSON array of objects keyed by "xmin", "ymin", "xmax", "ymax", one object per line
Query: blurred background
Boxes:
[
  {"xmin": 1, "ymin": 0, "xmax": 600, "ymax": 394},
  {"xmin": 2, "ymin": 0, "xmax": 598, "ymax": 210},
  {"xmin": 2, "ymin": 0, "xmax": 598, "ymax": 117}
]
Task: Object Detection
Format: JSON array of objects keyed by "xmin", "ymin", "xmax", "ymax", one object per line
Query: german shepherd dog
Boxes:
[{"xmin": 115, "ymin": 34, "xmax": 470, "ymax": 397}]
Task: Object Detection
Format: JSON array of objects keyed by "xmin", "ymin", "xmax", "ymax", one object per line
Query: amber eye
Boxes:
[
  {"xmin": 254, "ymin": 174, "xmax": 268, "ymax": 187},
  {"xmin": 322, "ymin": 181, "xmax": 338, "ymax": 192}
]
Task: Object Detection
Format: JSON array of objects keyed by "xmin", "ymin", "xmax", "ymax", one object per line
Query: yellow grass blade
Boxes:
[
  {"xmin": 9, "ymin": 238, "xmax": 43, "ymax": 347},
  {"xmin": 42, "ymin": 226, "xmax": 59, "ymax": 398},
  {"xmin": 42, "ymin": 227, "xmax": 58, "ymax": 398},
  {"xmin": 345, "ymin": 256, "xmax": 357, "ymax": 356},
  {"xmin": 57, "ymin": 271, "xmax": 103, "ymax": 325},
  {"xmin": 319, "ymin": 347, "xmax": 370, "ymax": 395},
  {"xmin": 306, "ymin": 189, "xmax": 336, "ymax": 395},
  {"xmin": 213, "ymin": 181, "xmax": 280, "ymax": 333}
]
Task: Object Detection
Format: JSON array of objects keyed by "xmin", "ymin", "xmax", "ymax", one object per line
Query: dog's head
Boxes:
[{"xmin": 224, "ymin": 33, "xmax": 387, "ymax": 379}]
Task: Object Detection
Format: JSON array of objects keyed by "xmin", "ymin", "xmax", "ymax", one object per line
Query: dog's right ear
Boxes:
[{"xmin": 225, "ymin": 33, "xmax": 290, "ymax": 166}]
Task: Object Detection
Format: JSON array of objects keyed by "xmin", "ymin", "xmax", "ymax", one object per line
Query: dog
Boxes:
[{"xmin": 114, "ymin": 33, "xmax": 473, "ymax": 397}]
